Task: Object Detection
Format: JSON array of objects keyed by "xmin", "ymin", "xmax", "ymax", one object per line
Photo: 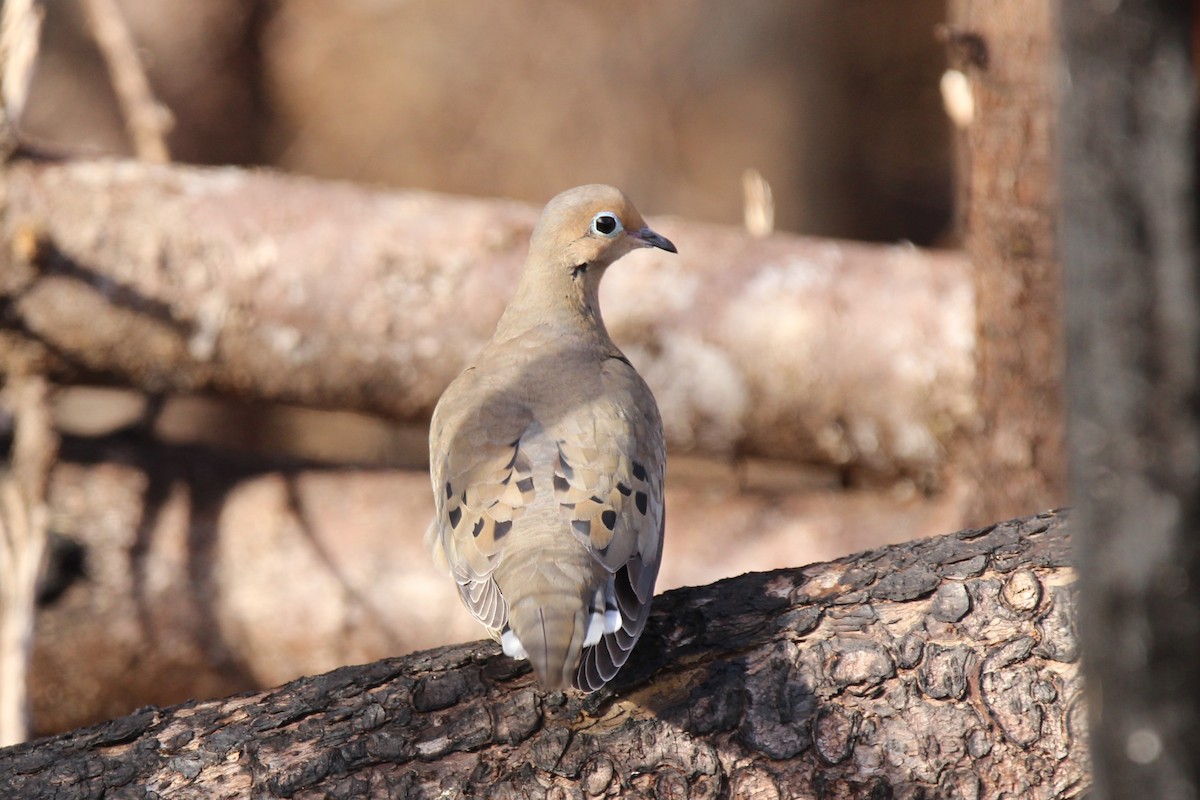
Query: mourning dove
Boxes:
[{"xmin": 428, "ymin": 185, "xmax": 675, "ymax": 691}]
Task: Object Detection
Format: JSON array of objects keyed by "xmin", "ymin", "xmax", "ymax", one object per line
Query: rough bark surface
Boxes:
[
  {"xmin": 1, "ymin": 511, "xmax": 1088, "ymax": 799},
  {"xmin": 1061, "ymin": 3, "xmax": 1200, "ymax": 798},
  {"xmin": 947, "ymin": 1, "xmax": 1067, "ymax": 524},
  {"xmin": 0, "ymin": 159, "xmax": 974, "ymax": 480}
]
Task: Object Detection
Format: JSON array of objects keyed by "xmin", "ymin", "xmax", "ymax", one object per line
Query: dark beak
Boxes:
[{"xmin": 630, "ymin": 226, "xmax": 677, "ymax": 254}]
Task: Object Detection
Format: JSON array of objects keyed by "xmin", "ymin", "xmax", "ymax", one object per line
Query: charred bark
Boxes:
[{"xmin": 1, "ymin": 511, "xmax": 1087, "ymax": 799}]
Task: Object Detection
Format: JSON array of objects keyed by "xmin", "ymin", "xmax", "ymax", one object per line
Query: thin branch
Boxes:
[
  {"xmin": 0, "ymin": 373, "xmax": 58, "ymax": 746},
  {"xmin": 81, "ymin": 0, "xmax": 172, "ymax": 163},
  {"xmin": 0, "ymin": 0, "xmax": 43, "ymax": 150}
]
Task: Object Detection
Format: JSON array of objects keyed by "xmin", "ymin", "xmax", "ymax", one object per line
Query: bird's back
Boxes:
[{"xmin": 429, "ymin": 332, "xmax": 665, "ymax": 690}]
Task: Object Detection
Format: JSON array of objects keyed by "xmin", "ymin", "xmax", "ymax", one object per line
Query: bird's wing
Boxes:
[
  {"xmin": 428, "ymin": 376, "xmax": 536, "ymax": 638},
  {"xmin": 550, "ymin": 358, "xmax": 665, "ymax": 691}
]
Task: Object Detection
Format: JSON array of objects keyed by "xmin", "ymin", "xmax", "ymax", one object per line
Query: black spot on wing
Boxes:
[
  {"xmin": 516, "ymin": 477, "xmax": 534, "ymax": 493},
  {"xmin": 632, "ymin": 462, "xmax": 647, "ymax": 481},
  {"xmin": 616, "ymin": 482, "xmax": 632, "ymax": 496},
  {"xmin": 601, "ymin": 510, "xmax": 617, "ymax": 531},
  {"xmin": 494, "ymin": 519, "xmax": 512, "ymax": 540},
  {"xmin": 472, "ymin": 518, "xmax": 485, "ymax": 538},
  {"xmin": 635, "ymin": 492, "xmax": 648, "ymax": 515},
  {"xmin": 448, "ymin": 506, "xmax": 462, "ymax": 528}
]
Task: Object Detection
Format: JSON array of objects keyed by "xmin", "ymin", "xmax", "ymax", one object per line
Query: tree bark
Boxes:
[
  {"xmin": 0, "ymin": 159, "xmax": 974, "ymax": 480},
  {"xmin": 947, "ymin": 0, "xmax": 1067, "ymax": 524},
  {"xmin": 1060, "ymin": 2, "xmax": 1200, "ymax": 798},
  {"xmin": 1, "ymin": 510, "xmax": 1088, "ymax": 799}
]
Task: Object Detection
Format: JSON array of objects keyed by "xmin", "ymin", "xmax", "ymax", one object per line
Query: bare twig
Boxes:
[
  {"xmin": 0, "ymin": 0, "xmax": 44, "ymax": 149},
  {"xmin": 0, "ymin": 374, "xmax": 58, "ymax": 746},
  {"xmin": 81, "ymin": 0, "xmax": 172, "ymax": 163}
]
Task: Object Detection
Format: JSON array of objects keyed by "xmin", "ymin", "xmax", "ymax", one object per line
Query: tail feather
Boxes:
[{"xmin": 506, "ymin": 595, "xmax": 586, "ymax": 690}]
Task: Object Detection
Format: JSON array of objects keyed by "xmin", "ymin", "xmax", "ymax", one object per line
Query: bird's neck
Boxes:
[{"xmin": 493, "ymin": 262, "xmax": 613, "ymax": 346}]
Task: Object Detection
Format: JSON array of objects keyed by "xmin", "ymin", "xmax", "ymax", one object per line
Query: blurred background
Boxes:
[
  {"xmin": 6, "ymin": 0, "xmax": 1023, "ymax": 738},
  {"xmin": 28, "ymin": 0, "xmax": 952, "ymax": 243}
]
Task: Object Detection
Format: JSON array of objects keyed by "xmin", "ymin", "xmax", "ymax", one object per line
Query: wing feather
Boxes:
[
  {"xmin": 556, "ymin": 361, "xmax": 665, "ymax": 691},
  {"xmin": 429, "ymin": 385, "xmax": 537, "ymax": 639}
]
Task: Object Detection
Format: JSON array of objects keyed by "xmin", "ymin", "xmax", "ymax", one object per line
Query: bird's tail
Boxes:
[
  {"xmin": 497, "ymin": 547, "xmax": 606, "ymax": 690},
  {"xmin": 504, "ymin": 592, "xmax": 587, "ymax": 690}
]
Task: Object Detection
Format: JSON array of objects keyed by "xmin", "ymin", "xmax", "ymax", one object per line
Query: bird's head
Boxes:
[
  {"xmin": 496, "ymin": 185, "xmax": 676, "ymax": 340},
  {"xmin": 529, "ymin": 184, "xmax": 676, "ymax": 274}
]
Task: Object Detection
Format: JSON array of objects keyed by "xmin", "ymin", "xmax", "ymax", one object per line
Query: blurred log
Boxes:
[
  {"xmin": 947, "ymin": 1, "xmax": 1066, "ymax": 523},
  {"xmin": 0, "ymin": 511, "xmax": 1088, "ymax": 799},
  {"xmin": 0, "ymin": 159, "xmax": 974, "ymax": 481},
  {"xmin": 29, "ymin": 432, "xmax": 968, "ymax": 737}
]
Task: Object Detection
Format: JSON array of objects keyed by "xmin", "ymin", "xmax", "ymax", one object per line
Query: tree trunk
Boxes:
[
  {"xmin": 0, "ymin": 510, "xmax": 1088, "ymax": 799},
  {"xmin": 1060, "ymin": 2, "xmax": 1200, "ymax": 797},
  {"xmin": 947, "ymin": 0, "xmax": 1067, "ymax": 524},
  {"xmin": 0, "ymin": 159, "xmax": 973, "ymax": 481}
]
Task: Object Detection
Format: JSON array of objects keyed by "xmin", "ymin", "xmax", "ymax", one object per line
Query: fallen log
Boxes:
[
  {"xmin": 0, "ymin": 159, "xmax": 973, "ymax": 479},
  {"xmin": 2, "ymin": 510, "xmax": 1088, "ymax": 798}
]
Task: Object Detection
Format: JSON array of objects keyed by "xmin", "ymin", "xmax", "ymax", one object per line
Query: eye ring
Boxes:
[{"xmin": 590, "ymin": 212, "xmax": 623, "ymax": 238}]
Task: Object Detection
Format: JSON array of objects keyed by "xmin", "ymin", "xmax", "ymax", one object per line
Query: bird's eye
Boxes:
[{"xmin": 590, "ymin": 212, "xmax": 622, "ymax": 238}]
